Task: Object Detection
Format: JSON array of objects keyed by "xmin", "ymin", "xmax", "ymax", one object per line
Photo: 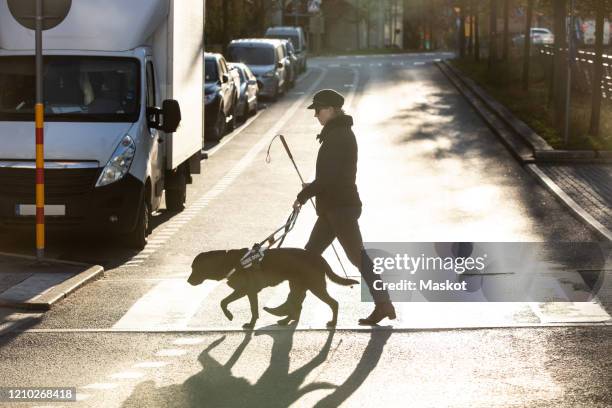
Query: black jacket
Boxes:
[{"xmin": 297, "ymin": 114, "xmax": 362, "ymax": 214}]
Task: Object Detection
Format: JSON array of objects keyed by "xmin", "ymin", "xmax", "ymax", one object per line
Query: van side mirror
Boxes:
[
  {"xmin": 276, "ymin": 61, "xmax": 283, "ymax": 69},
  {"xmin": 222, "ymin": 73, "xmax": 229, "ymax": 83},
  {"xmin": 161, "ymin": 99, "xmax": 181, "ymax": 133},
  {"xmin": 147, "ymin": 100, "xmax": 181, "ymax": 132}
]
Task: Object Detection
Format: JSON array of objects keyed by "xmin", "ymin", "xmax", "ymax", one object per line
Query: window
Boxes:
[
  {"xmin": 0, "ymin": 56, "xmax": 140, "ymax": 122},
  {"xmin": 146, "ymin": 61, "xmax": 156, "ymax": 108}
]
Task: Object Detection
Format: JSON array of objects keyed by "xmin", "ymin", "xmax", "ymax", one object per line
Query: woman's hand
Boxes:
[
  {"xmin": 293, "ymin": 199, "xmax": 302, "ymax": 210},
  {"xmin": 302, "ymin": 182, "xmax": 311, "ymax": 189}
]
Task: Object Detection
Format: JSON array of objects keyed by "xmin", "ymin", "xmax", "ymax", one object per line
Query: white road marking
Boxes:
[
  {"xmin": 414, "ymin": 61, "xmax": 426, "ymax": 66},
  {"xmin": 133, "ymin": 361, "xmax": 169, "ymax": 369},
  {"xmin": 113, "ymin": 280, "xmax": 220, "ymax": 330},
  {"xmin": 173, "ymin": 337, "xmax": 207, "ymax": 346},
  {"xmin": 204, "ymin": 110, "xmax": 263, "ymax": 158},
  {"xmin": 109, "ymin": 371, "xmax": 145, "ymax": 380},
  {"xmin": 75, "ymin": 393, "xmax": 91, "ymax": 401},
  {"xmin": 82, "ymin": 383, "xmax": 118, "ymax": 390},
  {"xmin": 0, "ymin": 311, "xmax": 43, "ymax": 336},
  {"xmin": 155, "ymin": 348, "xmax": 187, "ymax": 357}
]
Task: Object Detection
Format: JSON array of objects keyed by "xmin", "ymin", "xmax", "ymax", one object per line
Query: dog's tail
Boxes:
[{"xmin": 322, "ymin": 259, "xmax": 359, "ymax": 286}]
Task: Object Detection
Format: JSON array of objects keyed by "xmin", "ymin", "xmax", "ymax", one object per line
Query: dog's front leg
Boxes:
[
  {"xmin": 243, "ymin": 291, "xmax": 259, "ymax": 329},
  {"xmin": 220, "ymin": 290, "xmax": 244, "ymax": 321}
]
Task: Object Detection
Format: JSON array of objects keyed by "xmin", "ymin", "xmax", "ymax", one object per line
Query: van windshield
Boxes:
[
  {"xmin": 0, "ymin": 56, "xmax": 140, "ymax": 122},
  {"xmin": 228, "ymin": 46, "xmax": 275, "ymax": 66}
]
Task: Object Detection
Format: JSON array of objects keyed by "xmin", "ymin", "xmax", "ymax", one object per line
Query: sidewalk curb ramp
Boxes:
[
  {"xmin": 436, "ymin": 60, "xmax": 612, "ymax": 242},
  {"xmin": 0, "ymin": 252, "xmax": 104, "ymax": 311}
]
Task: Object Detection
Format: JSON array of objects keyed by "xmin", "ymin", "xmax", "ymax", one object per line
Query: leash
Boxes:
[
  {"xmin": 266, "ymin": 134, "xmax": 350, "ymax": 279},
  {"xmin": 238, "ymin": 205, "xmax": 301, "ymax": 270}
]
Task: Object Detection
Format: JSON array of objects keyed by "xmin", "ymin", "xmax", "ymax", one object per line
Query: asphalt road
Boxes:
[{"xmin": 0, "ymin": 52, "xmax": 610, "ymax": 408}]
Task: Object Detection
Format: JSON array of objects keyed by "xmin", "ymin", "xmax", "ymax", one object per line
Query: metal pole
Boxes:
[
  {"xmin": 35, "ymin": 0, "xmax": 45, "ymax": 260},
  {"xmin": 564, "ymin": 0, "xmax": 574, "ymax": 145}
]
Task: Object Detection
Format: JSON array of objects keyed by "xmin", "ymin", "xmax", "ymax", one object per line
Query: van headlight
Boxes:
[
  {"xmin": 95, "ymin": 135, "xmax": 136, "ymax": 187},
  {"xmin": 262, "ymin": 70, "xmax": 276, "ymax": 78}
]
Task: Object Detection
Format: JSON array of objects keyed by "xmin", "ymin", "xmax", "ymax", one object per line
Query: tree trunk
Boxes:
[
  {"xmin": 552, "ymin": 0, "xmax": 568, "ymax": 127},
  {"xmin": 589, "ymin": 0, "xmax": 605, "ymax": 137},
  {"xmin": 475, "ymin": 2, "xmax": 480, "ymax": 61},
  {"xmin": 488, "ymin": 0, "xmax": 498, "ymax": 69},
  {"xmin": 222, "ymin": 0, "xmax": 229, "ymax": 53},
  {"xmin": 522, "ymin": 0, "xmax": 534, "ymax": 90},
  {"xmin": 502, "ymin": 0, "xmax": 510, "ymax": 60},
  {"xmin": 468, "ymin": 0, "xmax": 474, "ymax": 55},
  {"xmin": 459, "ymin": 0, "xmax": 466, "ymax": 57}
]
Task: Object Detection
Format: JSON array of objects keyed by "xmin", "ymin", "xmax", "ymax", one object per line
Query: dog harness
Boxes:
[{"xmin": 234, "ymin": 206, "xmax": 301, "ymax": 273}]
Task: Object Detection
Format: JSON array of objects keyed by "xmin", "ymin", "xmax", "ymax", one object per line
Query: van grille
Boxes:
[{"xmin": 0, "ymin": 167, "xmax": 100, "ymax": 201}]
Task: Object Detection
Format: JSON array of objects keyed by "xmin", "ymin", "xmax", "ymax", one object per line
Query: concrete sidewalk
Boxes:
[
  {"xmin": 437, "ymin": 60, "xmax": 612, "ymax": 242},
  {"xmin": 0, "ymin": 252, "xmax": 103, "ymax": 310}
]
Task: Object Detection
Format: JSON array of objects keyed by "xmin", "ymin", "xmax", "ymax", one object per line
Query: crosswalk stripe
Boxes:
[{"xmin": 113, "ymin": 280, "xmax": 220, "ymax": 330}]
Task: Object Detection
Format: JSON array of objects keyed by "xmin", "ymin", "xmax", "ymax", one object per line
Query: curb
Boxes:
[
  {"xmin": 437, "ymin": 61, "xmax": 612, "ymax": 242},
  {"xmin": 0, "ymin": 252, "xmax": 104, "ymax": 311},
  {"xmin": 436, "ymin": 61, "xmax": 535, "ymax": 164},
  {"xmin": 525, "ymin": 165, "xmax": 612, "ymax": 241},
  {"xmin": 439, "ymin": 60, "xmax": 612, "ymax": 164}
]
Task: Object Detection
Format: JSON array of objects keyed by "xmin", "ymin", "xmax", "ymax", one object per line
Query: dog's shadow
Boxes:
[{"xmin": 120, "ymin": 325, "xmax": 338, "ymax": 407}]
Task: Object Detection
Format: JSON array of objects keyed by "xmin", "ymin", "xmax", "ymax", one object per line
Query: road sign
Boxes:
[{"xmin": 7, "ymin": 0, "xmax": 71, "ymax": 31}]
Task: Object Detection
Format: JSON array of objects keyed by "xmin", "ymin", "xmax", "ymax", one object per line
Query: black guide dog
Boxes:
[{"xmin": 188, "ymin": 248, "xmax": 358, "ymax": 328}]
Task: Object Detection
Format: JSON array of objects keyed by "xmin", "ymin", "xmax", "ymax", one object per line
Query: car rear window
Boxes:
[
  {"xmin": 205, "ymin": 58, "xmax": 218, "ymax": 82},
  {"xmin": 266, "ymin": 34, "xmax": 300, "ymax": 50},
  {"xmin": 228, "ymin": 46, "xmax": 275, "ymax": 66}
]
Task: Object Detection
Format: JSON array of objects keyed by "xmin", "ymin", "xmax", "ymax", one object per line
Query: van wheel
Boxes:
[
  {"xmin": 126, "ymin": 197, "xmax": 150, "ymax": 250},
  {"xmin": 166, "ymin": 167, "xmax": 187, "ymax": 212}
]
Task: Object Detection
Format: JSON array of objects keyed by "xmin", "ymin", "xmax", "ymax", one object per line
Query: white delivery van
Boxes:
[{"xmin": 0, "ymin": 0, "xmax": 204, "ymax": 248}]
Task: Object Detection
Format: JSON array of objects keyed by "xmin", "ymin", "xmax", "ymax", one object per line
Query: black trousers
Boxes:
[{"xmin": 290, "ymin": 206, "xmax": 391, "ymax": 306}]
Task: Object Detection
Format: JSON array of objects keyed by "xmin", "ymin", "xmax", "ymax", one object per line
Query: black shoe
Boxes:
[{"xmin": 358, "ymin": 302, "xmax": 396, "ymax": 325}]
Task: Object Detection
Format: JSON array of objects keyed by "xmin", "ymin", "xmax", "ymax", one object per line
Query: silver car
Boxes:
[
  {"xmin": 227, "ymin": 39, "xmax": 287, "ymax": 101},
  {"xmin": 228, "ymin": 62, "xmax": 259, "ymax": 121}
]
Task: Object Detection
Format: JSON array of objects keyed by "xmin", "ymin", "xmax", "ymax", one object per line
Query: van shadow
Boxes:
[{"xmin": 121, "ymin": 327, "xmax": 393, "ymax": 408}]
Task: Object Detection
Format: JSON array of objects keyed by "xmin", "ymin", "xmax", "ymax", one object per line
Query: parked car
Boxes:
[
  {"xmin": 227, "ymin": 39, "xmax": 287, "ymax": 101},
  {"xmin": 265, "ymin": 26, "xmax": 308, "ymax": 73},
  {"xmin": 228, "ymin": 62, "xmax": 259, "ymax": 121},
  {"xmin": 512, "ymin": 27, "xmax": 555, "ymax": 47},
  {"xmin": 279, "ymin": 39, "xmax": 297, "ymax": 88},
  {"xmin": 205, "ymin": 52, "xmax": 238, "ymax": 141}
]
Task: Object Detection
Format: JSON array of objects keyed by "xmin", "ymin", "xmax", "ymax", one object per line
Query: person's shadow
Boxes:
[{"xmin": 121, "ymin": 326, "xmax": 392, "ymax": 407}]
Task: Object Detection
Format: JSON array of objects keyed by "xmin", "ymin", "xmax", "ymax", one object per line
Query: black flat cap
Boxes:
[{"xmin": 307, "ymin": 89, "xmax": 345, "ymax": 109}]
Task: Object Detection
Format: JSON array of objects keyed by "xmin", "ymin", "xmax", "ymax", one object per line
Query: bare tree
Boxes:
[
  {"xmin": 474, "ymin": 1, "xmax": 480, "ymax": 61},
  {"xmin": 459, "ymin": 0, "xmax": 467, "ymax": 57},
  {"xmin": 502, "ymin": 0, "xmax": 510, "ymax": 60},
  {"xmin": 589, "ymin": 0, "xmax": 606, "ymax": 137},
  {"xmin": 488, "ymin": 0, "xmax": 498, "ymax": 69},
  {"xmin": 522, "ymin": 0, "xmax": 535, "ymax": 90},
  {"xmin": 551, "ymin": 0, "xmax": 568, "ymax": 128},
  {"xmin": 468, "ymin": 1, "xmax": 474, "ymax": 55}
]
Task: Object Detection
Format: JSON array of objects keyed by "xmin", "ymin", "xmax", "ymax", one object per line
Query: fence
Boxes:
[{"xmin": 540, "ymin": 45, "xmax": 612, "ymax": 100}]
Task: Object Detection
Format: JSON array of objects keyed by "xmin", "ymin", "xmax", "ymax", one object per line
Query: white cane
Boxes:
[{"xmin": 273, "ymin": 134, "xmax": 350, "ymax": 279}]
